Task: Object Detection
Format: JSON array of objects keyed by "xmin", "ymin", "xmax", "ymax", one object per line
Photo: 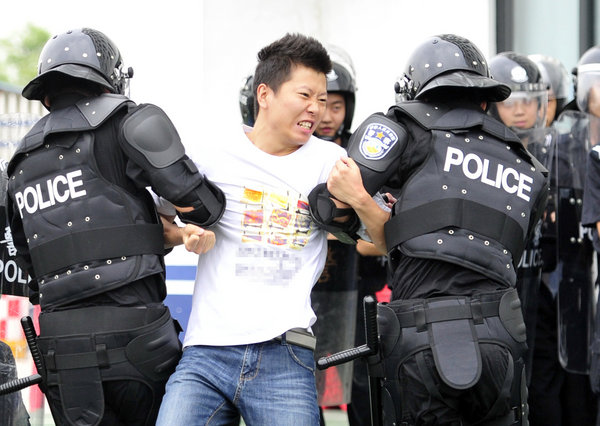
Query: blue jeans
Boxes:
[{"xmin": 156, "ymin": 339, "xmax": 319, "ymax": 425}]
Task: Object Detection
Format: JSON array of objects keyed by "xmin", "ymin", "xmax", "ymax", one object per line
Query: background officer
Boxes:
[
  {"xmin": 312, "ymin": 34, "xmax": 548, "ymax": 425},
  {"xmin": 488, "ymin": 52, "xmax": 549, "ymax": 385},
  {"xmin": 6, "ymin": 28, "xmax": 225, "ymax": 426}
]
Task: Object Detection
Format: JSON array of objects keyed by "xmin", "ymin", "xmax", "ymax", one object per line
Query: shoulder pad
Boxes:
[
  {"xmin": 347, "ymin": 112, "xmax": 407, "ymax": 173},
  {"xmin": 76, "ymin": 93, "xmax": 133, "ymax": 127},
  {"xmin": 8, "ymin": 116, "xmax": 49, "ymax": 175},
  {"xmin": 392, "ymin": 101, "xmax": 522, "ymax": 145},
  {"xmin": 392, "ymin": 101, "xmax": 450, "ymax": 129},
  {"xmin": 122, "ymin": 104, "xmax": 185, "ymax": 168},
  {"xmin": 14, "ymin": 116, "xmax": 47, "ymax": 153}
]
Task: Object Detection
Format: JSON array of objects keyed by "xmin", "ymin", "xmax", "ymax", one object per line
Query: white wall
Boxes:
[
  {"xmin": 200, "ymin": 0, "xmax": 494, "ymax": 159},
  {"xmin": 0, "ymin": 0, "xmax": 495, "ymax": 267}
]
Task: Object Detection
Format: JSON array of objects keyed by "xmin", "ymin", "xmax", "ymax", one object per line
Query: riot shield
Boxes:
[
  {"xmin": 311, "ymin": 239, "xmax": 358, "ymax": 406},
  {"xmin": 553, "ymin": 110, "xmax": 596, "ymax": 374},
  {"xmin": 516, "ymin": 127, "xmax": 557, "ymax": 383}
]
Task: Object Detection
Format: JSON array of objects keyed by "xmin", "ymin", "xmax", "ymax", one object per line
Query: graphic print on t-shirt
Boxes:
[{"xmin": 236, "ymin": 186, "xmax": 315, "ymax": 283}]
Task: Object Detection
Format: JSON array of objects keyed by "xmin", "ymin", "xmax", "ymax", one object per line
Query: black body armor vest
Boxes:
[
  {"xmin": 386, "ymin": 102, "xmax": 548, "ymax": 287},
  {"xmin": 8, "ymin": 94, "xmax": 164, "ymax": 309}
]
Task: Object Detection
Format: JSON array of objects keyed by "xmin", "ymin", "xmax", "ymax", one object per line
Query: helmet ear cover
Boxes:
[{"xmin": 239, "ymin": 74, "xmax": 255, "ymax": 126}]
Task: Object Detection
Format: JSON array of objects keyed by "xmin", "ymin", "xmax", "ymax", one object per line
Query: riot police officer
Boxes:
[
  {"xmin": 488, "ymin": 52, "xmax": 548, "ymax": 136},
  {"xmin": 311, "ymin": 34, "xmax": 549, "ymax": 425},
  {"xmin": 239, "ymin": 74, "xmax": 255, "ymax": 127},
  {"xmin": 6, "ymin": 28, "xmax": 226, "ymax": 426},
  {"xmin": 314, "ymin": 45, "xmax": 357, "ymax": 148},
  {"xmin": 519, "ymin": 53, "xmax": 598, "ymax": 426},
  {"xmin": 312, "ymin": 45, "xmax": 391, "ymax": 426},
  {"xmin": 580, "ymin": 44, "xmax": 600, "ymax": 425},
  {"xmin": 528, "ymin": 54, "xmax": 574, "ymax": 127},
  {"xmin": 488, "ymin": 52, "xmax": 550, "ymax": 386},
  {"xmin": 310, "ymin": 46, "xmax": 361, "ymax": 423}
]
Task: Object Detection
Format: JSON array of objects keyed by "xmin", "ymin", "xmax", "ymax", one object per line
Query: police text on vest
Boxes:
[
  {"xmin": 443, "ymin": 147, "xmax": 533, "ymax": 202},
  {"xmin": 14, "ymin": 170, "xmax": 87, "ymax": 218}
]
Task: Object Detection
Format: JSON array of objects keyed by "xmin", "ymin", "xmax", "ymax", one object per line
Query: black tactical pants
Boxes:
[
  {"xmin": 38, "ymin": 305, "xmax": 181, "ymax": 426},
  {"xmin": 528, "ymin": 284, "xmax": 597, "ymax": 426},
  {"xmin": 397, "ymin": 344, "xmax": 512, "ymax": 425},
  {"xmin": 45, "ymin": 377, "xmax": 159, "ymax": 426}
]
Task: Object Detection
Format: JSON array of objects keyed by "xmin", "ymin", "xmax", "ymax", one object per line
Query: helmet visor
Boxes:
[
  {"xmin": 576, "ymin": 64, "xmax": 600, "ymax": 114},
  {"xmin": 494, "ymin": 90, "xmax": 548, "ymax": 131},
  {"xmin": 416, "ymin": 70, "xmax": 511, "ymax": 102}
]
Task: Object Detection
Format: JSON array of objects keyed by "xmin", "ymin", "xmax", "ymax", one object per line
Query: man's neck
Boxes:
[{"xmin": 246, "ymin": 123, "xmax": 302, "ymax": 156}]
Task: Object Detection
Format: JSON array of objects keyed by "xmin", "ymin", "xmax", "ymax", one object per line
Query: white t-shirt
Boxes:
[{"xmin": 158, "ymin": 125, "xmax": 346, "ymax": 347}]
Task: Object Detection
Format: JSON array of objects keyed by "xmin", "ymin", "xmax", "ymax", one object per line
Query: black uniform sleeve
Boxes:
[
  {"xmin": 346, "ymin": 112, "xmax": 408, "ymax": 196},
  {"xmin": 583, "ymin": 148, "xmax": 600, "ymax": 228},
  {"xmin": 119, "ymin": 104, "xmax": 225, "ymax": 227},
  {"xmin": 308, "ymin": 112, "xmax": 407, "ymax": 244}
]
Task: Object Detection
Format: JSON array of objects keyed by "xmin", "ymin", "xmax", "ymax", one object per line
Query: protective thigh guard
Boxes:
[
  {"xmin": 36, "ymin": 306, "xmax": 182, "ymax": 426},
  {"xmin": 374, "ymin": 289, "xmax": 528, "ymax": 425}
]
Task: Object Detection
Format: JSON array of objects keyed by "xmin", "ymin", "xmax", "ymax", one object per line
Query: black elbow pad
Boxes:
[
  {"xmin": 176, "ymin": 177, "xmax": 226, "ymax": 227},
  {"xmin": 308, "ymin": 183, "xmax": 360, "ymax": 244}
]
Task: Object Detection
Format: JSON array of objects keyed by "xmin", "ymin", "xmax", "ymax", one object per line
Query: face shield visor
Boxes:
[
  {"xmin": 492, "ymin": 90, "xmax": 548, "ymax": 133},
  {"xmin": 576, "ymin": 64, "xmax": 600, "ymax": 116}
]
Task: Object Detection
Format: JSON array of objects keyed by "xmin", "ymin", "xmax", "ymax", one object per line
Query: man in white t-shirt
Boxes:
[{"xmin": 156, "ymin": 33, "xmax": 348, "ymax": 425}]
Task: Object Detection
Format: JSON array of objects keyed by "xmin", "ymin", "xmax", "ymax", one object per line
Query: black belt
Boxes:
[
  {"xmin": 387, "ymin": 292, "xmax": 506, "ymax": 333},
  {"xmin": 395, "ymin": 299, "xmax": 501, "ymax": 329},
  {"xmin": 273, "ymin": 328, "xmax": 316, "ymax": 351}
]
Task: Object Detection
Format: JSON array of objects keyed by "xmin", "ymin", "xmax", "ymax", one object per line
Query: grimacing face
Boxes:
[{"xmin": 258, "ymin": 64, "xmax": 328, "ymax": 149}]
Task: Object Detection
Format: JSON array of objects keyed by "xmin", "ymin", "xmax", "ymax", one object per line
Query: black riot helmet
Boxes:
[
  {"xmin": 576, "ymin": 45, "xmax": 600, "ymax": 113},
  {"xmin": 528, "ymin": 54, "xmax": 573, "ymax": 114},
  {"xmin": 394, "ymin": 34, "xmax": 510, "ymax": 103},
  {"xmin": 239, "ymin": 74, "xmax": 255, "ymax": 127},
  {"xmin": 488, "ymin": 52, "xmax": 548, "ymax": 131},
  {"xmin": 22, "ymin": 28, "xmax": 133, "ymax": 102},
  {"xmin": 325, "ymin": 44, "xmax": 357, "ymax": 133}
]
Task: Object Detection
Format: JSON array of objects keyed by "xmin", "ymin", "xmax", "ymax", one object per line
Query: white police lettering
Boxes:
[
  {"xmin": 518, "ymin": 247, "xmax": 542, "ymax": 269},
  {"xmin": 0, "ymin": 259, "xmax": 29, "ymax": 284},
  {"xmin": 443, "ymin": 147, "xmax": 533, "ymax": 202},
  {"xmin": 14, "ymin": 170, "xmax": 87, "ymax": 218},
  {"xmin": 1, "ymin": 226, "xmax": 17, "ymax": 256}
]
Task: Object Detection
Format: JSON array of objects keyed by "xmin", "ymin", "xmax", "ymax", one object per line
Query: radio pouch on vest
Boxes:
[{"xmin": 427, "ymin": 298, "xmax": 482, "ymax": 390}]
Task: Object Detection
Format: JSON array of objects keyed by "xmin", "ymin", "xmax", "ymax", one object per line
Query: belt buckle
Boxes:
[{"xmin": 275, "ymin": 328, "xmax": 316, "ymax": 351}]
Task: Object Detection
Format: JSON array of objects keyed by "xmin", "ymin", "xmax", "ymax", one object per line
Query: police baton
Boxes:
[
  {"xmin": 317, "ymin": 295, "xmax": 378, "ymax": 368},
  {"xmin": 0, "ymin": 316, "xmax": 44, "ymax": 396},
  {"xmin": 317, "ymin": 295, "xmax": 382, "ymax": 426}
]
